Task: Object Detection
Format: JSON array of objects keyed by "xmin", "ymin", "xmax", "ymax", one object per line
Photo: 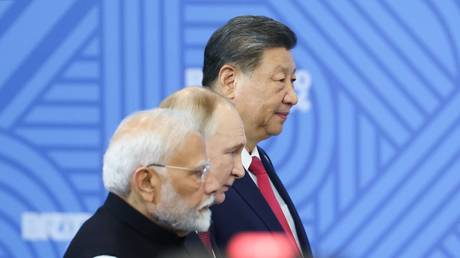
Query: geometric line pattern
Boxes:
[{"xmin": 1, "ymin": 1, "xmax": 460, "ymax": 257}]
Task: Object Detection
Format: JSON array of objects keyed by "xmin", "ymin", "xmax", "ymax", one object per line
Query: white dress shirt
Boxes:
[{"xmin": 241, "ymin": 147, "xmax": 301, "ymax": 250}]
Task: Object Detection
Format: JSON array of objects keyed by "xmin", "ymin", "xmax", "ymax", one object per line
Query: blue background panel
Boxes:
[{"xmin": 1, "ymin": 1, "xmax": 459, "ymax": 257}]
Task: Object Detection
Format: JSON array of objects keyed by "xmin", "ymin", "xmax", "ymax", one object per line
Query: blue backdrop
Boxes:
[{"xmin": 1, "ymin": 0, "xmax": 459, "ymax": 257}]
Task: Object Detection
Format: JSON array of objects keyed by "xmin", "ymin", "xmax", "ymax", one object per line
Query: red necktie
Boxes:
[
  {"xmin": 249, "ymin": 156, "xmax": 300, "ymax": 254},
  {"xmin": 197, "ymin": 231, "xmax": 213, "ymax": 255}
]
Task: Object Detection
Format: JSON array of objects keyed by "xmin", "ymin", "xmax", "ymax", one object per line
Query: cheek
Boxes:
[
  {"xmin": 187, "ymin": 186, "xmax": 207, "ymax": 207},
  {"xmin": 226, "ymin": 154, "xmax": 236, "ymax": 171},
  {"xmin": 266, "ymin": 93, "xmax": 286, "ymax": 112},
  {"xmin": 169, "ymin": 186, "xmax": 200, "ymax": 209},
  {"xmin": 259, "ymin": 99, "xmax": 279, "ymax": 119},
  {"xmin": 171, "ymin": 177, "xmax": 201, "ymax": 196},
  {"xmin": 235, "ymin": 81, "xmax": 267, "ymax": 106},
  {"xmin": 256, "ymin": 84, "xmax": 284, "ymax": 107},
  {"xmin": 216, "ymin": 156, "xmax": 234, "ymax": 179}
]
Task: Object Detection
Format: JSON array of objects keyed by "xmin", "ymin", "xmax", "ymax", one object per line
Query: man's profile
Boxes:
[
  {"xmin": 202, "ymin": 15, "xmax": 313, "ymax": 257},
  {"xmin": 64, "ymin": 108, "xmax": 214, "ymax": 258}
]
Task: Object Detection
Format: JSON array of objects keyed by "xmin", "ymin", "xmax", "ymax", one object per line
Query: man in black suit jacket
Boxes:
[
  {"xmin": 64, "ymin": 108, "xmax": 216, "ymax": 258},
  {"xmin": 202, "ymin": 15, "xmax": 313, "ymax": 257}
]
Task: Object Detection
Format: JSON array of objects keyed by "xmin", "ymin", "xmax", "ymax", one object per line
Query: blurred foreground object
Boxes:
[{"xmin": 227, "ymin": 232, "xmax": 298, "ymax": 258}]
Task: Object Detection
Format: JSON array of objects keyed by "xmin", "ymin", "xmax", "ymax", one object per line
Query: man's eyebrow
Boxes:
[{"xmin": 225, "ymin": 143, "xmax": 245, "ymax": 152}]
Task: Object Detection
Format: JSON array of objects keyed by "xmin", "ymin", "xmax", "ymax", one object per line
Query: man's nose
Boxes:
[
  {"xmin": 283, "ymin": 83, "xmax": 298, "ymax": 106},
  {"xmin": 232, "ymin": 157, "xmax": 245, "ymax": 179},
  {"xmin": 204, "ymin": 173, "xmax": 220, "ymax": 194}
]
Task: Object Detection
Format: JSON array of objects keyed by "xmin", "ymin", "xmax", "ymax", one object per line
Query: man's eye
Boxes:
[
  {"xmin": 227, "ymin": 149, "xmax": 239, "ymax": 155},
  {"xmin": 192, "ymin": 170, "xmax": 202, "ymax": 178}
]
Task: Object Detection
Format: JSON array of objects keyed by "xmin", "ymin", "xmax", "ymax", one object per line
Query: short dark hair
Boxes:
[{"xmin": 202, "ymin": 15, "xmax": 297, "ymax": 87}]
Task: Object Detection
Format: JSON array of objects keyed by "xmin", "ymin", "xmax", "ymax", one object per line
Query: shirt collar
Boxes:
[{"xmin": 241, "ymin": 146, "xmax": 261, "ymax": 171}]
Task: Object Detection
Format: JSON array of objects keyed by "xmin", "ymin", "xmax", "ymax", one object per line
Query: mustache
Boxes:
[{"xmin": 198, "ymin": 195, "xmax": 216, "ymax": 209}]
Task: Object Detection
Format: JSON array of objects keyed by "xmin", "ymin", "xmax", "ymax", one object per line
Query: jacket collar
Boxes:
[{"xmin": 103, "ymin": 192, "xmax": 186, "ymax": 246}]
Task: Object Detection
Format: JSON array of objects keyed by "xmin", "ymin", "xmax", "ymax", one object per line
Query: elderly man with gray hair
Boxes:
[
  {"xmin": 160, "ymin": 86, "xmax": 246, "ymax": 257},
  {"xmin": 64, "ymin": 108, "xmax": 215, "ymax": 258},
  {"xmin": 160, "ymin": 87, "xmax": 246, "ymax": 205}
]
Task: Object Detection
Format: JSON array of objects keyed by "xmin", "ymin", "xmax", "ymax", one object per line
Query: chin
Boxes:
[
  {"xmin": 214, "ymin": 194, "xmax": 225, "ymax": 205},
  {"xmin": 270, "ymin": 130, "xmax": 282, "ymax": 136},
  {"xmin": 267, "ymin": 127, "xmax": 283, "ymax": 136},
  {"xmin": 265, "ymin": 121, "xmax": 285, "ymax": 136}
]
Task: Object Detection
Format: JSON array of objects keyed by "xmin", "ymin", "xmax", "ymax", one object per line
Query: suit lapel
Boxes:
[
  {"xmin": 232, "ymin": 170, "xmax": 283, "ymax": 232},
  {"xmin": 258, "ymin": 147, "xmax": 312, "ymax": 256}
]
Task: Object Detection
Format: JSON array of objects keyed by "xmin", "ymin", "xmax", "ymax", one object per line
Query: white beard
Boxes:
[{"xmin": 153, "ymin": 180, "xmax": 215, "ymax": 233}]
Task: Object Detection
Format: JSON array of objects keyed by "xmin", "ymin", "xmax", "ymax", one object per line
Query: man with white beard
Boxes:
[{"xmin": 64, "ymin": 108, "xmax": 216, "ymax": 258}]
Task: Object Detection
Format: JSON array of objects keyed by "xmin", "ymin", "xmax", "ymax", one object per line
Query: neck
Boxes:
[
  {"xmin": 243, "ymin": 125, "xmax": 269, "ymax": 153},
  {"xmin": 245, "ymin": 142, "xmax": 256, "ymax": 153},
  {"xmin": 125, "ymin": 192, "xmax": 148, "ymax": 216},
  {"xmin": 245, "ymin": 133, "xmax": 265, "ymax": 153}
]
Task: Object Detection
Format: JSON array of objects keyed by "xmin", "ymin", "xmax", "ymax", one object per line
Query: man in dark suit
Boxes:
[
  {"xmin": 161, "ymin": 86, "xmax": 247, "ymax": 257},
  {"xmin": 64, "ymin": 108, "xmax": 216, "ymax": 258},
  {"xmin": 202, "ymin": 15, "xmax": 313, "ymax": 257}
]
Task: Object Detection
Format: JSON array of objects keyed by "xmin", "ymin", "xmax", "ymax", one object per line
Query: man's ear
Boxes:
[
  {"xmin": 132, "ymin": 167, "xmax": 161, "ymax": 204},
  {"xmin": 217, "ymin": 64, "xmax": 238, "ymax": 99}
]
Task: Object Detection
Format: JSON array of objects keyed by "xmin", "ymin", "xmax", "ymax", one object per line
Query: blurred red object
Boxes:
[{"xmin": 227, "ymin": 232, "xmax": 298, "ymax": 258}]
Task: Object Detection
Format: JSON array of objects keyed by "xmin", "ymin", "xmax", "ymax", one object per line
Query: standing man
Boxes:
[
  {"xmin": 65, "ymin": 109, "xmax": 215, "ymax": 258},
  {"xmin": 202, "ymin": 15, "xmax": 313, "ymax": 257},
  {"xmin": 160, "ymin": 86, "xmax": 246, "ymax": 256},
  {"xmin": 160, "ymin": 87, "xmax": 246, "ymax": 206}
]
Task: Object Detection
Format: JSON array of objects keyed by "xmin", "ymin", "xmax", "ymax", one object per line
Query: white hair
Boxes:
[
  {"xmin": 153, "ymin": 177, "xmax": 215, "ymax": 232},
  {"xmin": 102, "ymin": 108, "xmax": 200, "ymax": 197},
  {"xmin": 160, "ymin": 87, "xmax": 235, "ymax": 139}
]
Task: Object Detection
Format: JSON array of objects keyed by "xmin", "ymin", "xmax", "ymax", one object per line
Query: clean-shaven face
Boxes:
[
  {"xmin": 233, "ymin": 47, "xmax": 298, "ymax": 144},
  {"xmin": 205, "ymin": 104, "xmax": 246, "ymax": 204}
]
